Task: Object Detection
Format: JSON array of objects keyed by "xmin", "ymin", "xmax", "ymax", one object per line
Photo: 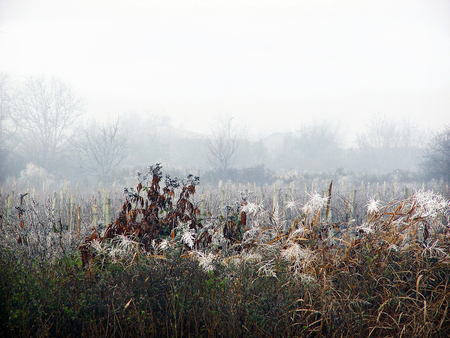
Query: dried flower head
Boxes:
[
  {"xmin": 285, "ymin": 199, "xmax": 300, "ymax": 211},
  {"xmin": 366, "ymin": 197, "xmax": 381, "ymax": 214},
  {"xmin": 302, "ymin": 193, "xmax": 328, "ymax": 215},
  {"xmin": 412, "ymin": 190, "xmax": 449, "ymax": 220},
  {"xmin": 241, "ymin": 202, "xmax": 264, "ymax": 215}
]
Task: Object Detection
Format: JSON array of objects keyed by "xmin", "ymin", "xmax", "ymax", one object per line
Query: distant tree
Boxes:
[
  {"xmin": 205, "ymin": 115, "xmax": 241, "ymax": 171},
  {"xmin": 143, "ymin": 133, "xmax": 170, "ymax": 163},
  {"xmin": 278, "ymin": 120, "xmax": 343, "ymax": 172},
  {"xmin": 0, "ymin": 73, "xmax": 11, "ymax": 148},
  {"xmin": 355, "ymin": 114, "xmax": 423, "ymax": 173},
  {"xmin": 421, "ymin": 126, "xmax": 450, "ymax": 183},
  {"xmin": 72, "ymin": 118, "xmax": 129, "ymax": 180},
  {"xmin": 0, "ymin": 74, "xmax": 27, "ymax": 180},
  {"xmin": 0, "ymin": 73, "xmax": 12, "ymax": 180},
  {"xmin": 235, "ymin": 139, "xmax": 268, "ymax": 168},
  {"xmin": 9, "ymin": 76, "xmax": 84, "ymax": 172},
  {"xmin": 123, "ymin": 111, "xmax": 172, "ymax": 166},
  {"xmin": 357, "ymin": 114, "xmax": 421, "ymax": 150}
]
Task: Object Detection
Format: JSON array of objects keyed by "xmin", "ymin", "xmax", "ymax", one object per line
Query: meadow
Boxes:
[{"xmin": 1, "ymin": 165, "xmax": 449, "ymax": 337}]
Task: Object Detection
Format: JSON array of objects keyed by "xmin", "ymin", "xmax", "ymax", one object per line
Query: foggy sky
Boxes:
[{"xmin": 1, "ymin": 0, "xmax": 449, "ymax": 144}]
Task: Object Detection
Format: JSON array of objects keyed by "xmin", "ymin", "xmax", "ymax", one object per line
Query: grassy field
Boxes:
[{"xmin": 1, "ymin": 166, "xmax": 449, "ymax": 337}]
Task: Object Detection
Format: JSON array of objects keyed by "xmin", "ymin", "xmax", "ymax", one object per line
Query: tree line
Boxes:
[
  {"xmin": 0, "ymin": 73, "xmax": 449, "ymax": 185},
  {"xmin": 0, "ymin": 75, "xmax": 128, "ymax": 182}
]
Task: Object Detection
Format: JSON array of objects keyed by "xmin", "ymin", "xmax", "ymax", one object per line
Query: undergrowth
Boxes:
[{"xmin": 1, "ymin": 165, "xmax": 450, "ymax": 337}]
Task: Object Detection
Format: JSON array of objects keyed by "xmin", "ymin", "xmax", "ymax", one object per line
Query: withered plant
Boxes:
[
  {"xmin": 3, "ymin": 169, "xmax": 450, "ymax": 337},
  {"xmin": 80, "ymin": 164, "xmax": 204, "ymax": 265}
]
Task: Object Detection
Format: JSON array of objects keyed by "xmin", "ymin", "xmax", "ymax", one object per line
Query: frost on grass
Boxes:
[
  {"xmin": 302, "ymin": 193, "xmax": 328, "ymax": 226},
  {"xmin": 355, "ymin": 223, "xmax": 375, "ymax": 235},
  {"xmin": 411, "ymin": 190, "xmax": 449, "ymax": 221},
  {"xmin": 285, "ymin": 198, "xmax": 300, "ymax": 212},
  {"xmin": 113, "ymin": 234, "xmax": 139, "ymax": 254},
  {"xmin": 176, "ymin": 222, "xmax": 196, "ymax": 249},
  {"xmin": 211, "ymin": 225, "xmax": 228, "ymax": 248},
  {"xmin": 88, "ymin": 239, "xmax": 111, "ymax": 267},
  {"xmin": 270, "ymin": 202, "xmax": 284, "ymax": 230},
  {"xmin": 302, "ymin": 193, "xmax": 328, "ymax": 215},
  {"xmin": 401, "ymin": 191, "xmax": 449, "ymax": 245},
  {"xmin": 421, "ymin": 240, "xmax": 450, "ymax": 260},
  {"xmin": 193, "ymin": 251, "xmax": 216, "ymax": 272},
  {"xmin": 90, "ymin": 239, "xmax": 105, "ymax": 255},
  {"xmin": 87, "ymin": 235, "xmax": 142, "ymax": 265},
  {"xmin": 158, "ymin": 239, "xmax": 171, "ymax": 252},
  {"xmin": 257, "ymin": 258, "xmax": 277, "ymax": 278},
  {"xmin": 366, "ymin": 197, "xmax": 382, "ymax": 214},
  {"xmin": 298, "ymin": 273, "xmax": 317, "ymax": 285},
  {"xmin": 281, "ymin": 244, "xmax": 316, "ymax": 275},
  {"xmin": 361, "ymin": 190, "xmax": 450, "ymax": 253},
  {"xmin": 241, "ymin": 201, "xmax": 264, "ymax": 216}
]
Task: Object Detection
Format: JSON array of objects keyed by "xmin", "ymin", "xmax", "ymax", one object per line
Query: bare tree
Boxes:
[
  {"xmin": 0, "ymin": 73, "xmax": 13, "ymax": 181},
  {"xmin": 9, "ymin": 76, "xmax": 84, "ymax": 171},
  {"xmin": 277, "ymin": 120, "xmax": 343, "ymax": 172},
  {"xmin": 73, "ymin": 118, "xmax": 129, "ymax": 180},
  {"xmin": 355, "ymin": 114, "xmax": 424, "ymax": 172},
  {"xmin": 123, "ymin": 111, "xmax": 172, "ymax": 166},
  {"xmin": 356, "ymin": 114, "xmax": 422, "ymax": 150},
  {"xmin": 0, "ymin": 74, "xmax": 8, "ymax": 143},
  {"xmin": 421, "ymin": 126, "xmax": 450, "ymax": 183},
  {"xmin": 205, "ymin": 115, "xmax": 240, "ymax": 171},
  {"xmin": 0, "ymin": 73, "xmax": 12, "ymax": 148}
]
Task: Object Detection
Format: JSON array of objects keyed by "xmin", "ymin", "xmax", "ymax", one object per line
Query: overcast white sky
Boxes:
[{"xmin": 1, "ymin": 0, "xmax": 449, "ymax": 142}]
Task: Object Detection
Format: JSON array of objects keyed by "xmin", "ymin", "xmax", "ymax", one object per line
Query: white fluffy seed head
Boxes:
[
  {"xmin": 302, "ymin": 193, "xmax": 328, "ymax": 215},
  {"xmin": 366, "ymin": 197, "xmax": 381, "ymax": 214}
]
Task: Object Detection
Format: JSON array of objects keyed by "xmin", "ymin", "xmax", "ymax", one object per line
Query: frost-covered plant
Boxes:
[
  {"xmin": 88, "ymin": 235, "xmax": 141, "ymax": 266},
  {"xmin": 211, "ymin": 224, "xmax": 228, "ymax": 249},
  {"xmin": 113, "ymin": 234, "xmax": 139, "ymax": 252},
  {"xmin": 302, "ymin": 193, "xmax": 328, "ymax": 226},
  {"xmin": 19, "ymin": 162, "xmax": 54, "ymax": 185},
  {"xmin": 297, "ymin": 273, "xmax": 317, "ymax": 285},
  {"xmin": 302, "ymin": 193, "xmax": 328, "ymax": 215},
  {"xmin": 193, "ymin": 251, "xmax": 216, "ymax": 272},
  {"xmin": 359, "ymin": 190, "xmax": 450, "ymax": 254},
  {"xmin": 257, "ymin": 258, "xmax": 277, "ymax": 278},
  {"xmin": 80, "ymin": 164, "xmax": 202, "ymax": 265},
  {"xmin": 241, "ymin": 201, "xmax": 265, "ymax": 216},
  {"xmin": 281, "ymin": 244, "xmax": 316, "ymax": 276},
  {"xmin": 241, "ymin": 251, "xmax": 263, "ymax": 264},
  {"xmin": 411, "ymin": 190, "xmax": 449, "ymax": 221},
  {"xmin": 158, "ymin": 239, "xmax": 172, "ymax": 252},
  {"xmin": 421, "ymin": 239, "xmax": 450, "ymax": 260},
  {"xmin": 176, "ymin": 221, "xmax": 196, "ymax": 249},
  {"xmin": 285, "ymin": 198, "xmax": 301, "ymax": 212},
  {"xmin": 89, "ymin": 239, "xmax": 109, "ymax": 267},
  {"xmin": 270, "ymin": 202, "xmax": 284, "ymax": 230},
  {"xmin": 355, "ymin": 223, "xmax": 375, "ymax": 235},
  {"xmin": 366, "ymin": 197, "xmax": 382, "ymax": 214}
]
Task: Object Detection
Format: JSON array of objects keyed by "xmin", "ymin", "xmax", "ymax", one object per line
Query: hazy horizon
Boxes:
[{"xmin": 1, "ymin": 0, "xmax": 449, "ymax": 144}]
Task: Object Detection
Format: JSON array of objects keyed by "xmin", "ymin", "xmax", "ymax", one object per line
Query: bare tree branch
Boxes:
[
  {"xmin": 205, "ymin": 115, "xmax": 240, "ymax": 171},
  {"xmin": 72, "ymin": 117, "xmax": 129, "ymax": 180},
  {"xmin": 421, "ymin": 126, "xmax": 450, "ymax": 183},
  {"xmin": 0, "ymin": 73, "xmax": 13, "ymax": 148},
  {"xmin": 9, "ymin": 76, "xmax": 84, "ymax": 170},
  {"xmin": 356, "ymin": 114, "xmax": 424, "ymax": 173}
]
